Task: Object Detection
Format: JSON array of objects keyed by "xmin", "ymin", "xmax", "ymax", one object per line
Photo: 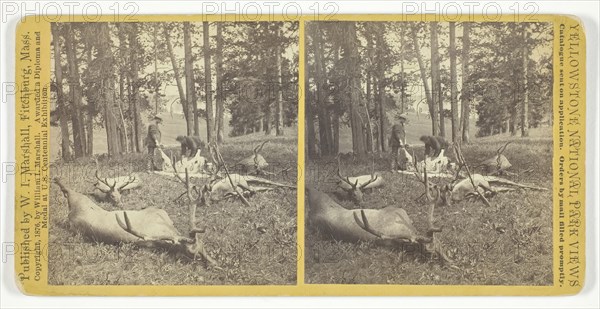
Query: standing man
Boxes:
[
  {"xmin": 389, "ymin": 113, "xmax": 409, "ymax": 171},
  {"xmin": 147, "ymin": 116, "xmax": 162, "ymax": 171}
]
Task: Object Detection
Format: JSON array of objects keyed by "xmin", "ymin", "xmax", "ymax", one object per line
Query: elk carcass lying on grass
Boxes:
[
  {"xmin": 93, "ymin": 171, "xmax": 141, "ymax": 207},
  {"xmin": 336, "ymin": 157, "xmax": 384, "ymax": 203},
  {"xmin": 54, "ymin": 178, "xmax": 216, "ymax": 265},
  {"xmin": 441, "ymin": 144, "xmax": 548, "ymax": 206},
  {"xmin": 308, "ymin": 163, "xmax": 451, "ymax": 262}
]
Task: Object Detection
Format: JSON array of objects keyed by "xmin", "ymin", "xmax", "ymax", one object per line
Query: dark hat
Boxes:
[{"xmin": 152, "ymin": 115, "xmax": 162, "ymax": 122}]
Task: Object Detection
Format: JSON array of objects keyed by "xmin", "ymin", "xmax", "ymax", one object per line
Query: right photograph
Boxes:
[{"xmin": 304, "ymin": 21, "xmax": 554, "ymax": 285}]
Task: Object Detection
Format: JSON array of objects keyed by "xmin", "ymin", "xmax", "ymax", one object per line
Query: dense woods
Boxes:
[
  {"xmin": 305, "ymin": 21, "xmax": 552, "ymax": 158},
  {"xmin": 51, "ymin": 22, "xmax": 298, "ymax": 160}
]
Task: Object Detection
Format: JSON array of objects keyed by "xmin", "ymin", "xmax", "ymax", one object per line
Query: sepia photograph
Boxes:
[
  {"xmin": 304, "ymin": 21, "xmax": 554, "ymax": 285},
  {"xmin": 48, "ymin": 20, "xmax": 299, "ymax": 285}
]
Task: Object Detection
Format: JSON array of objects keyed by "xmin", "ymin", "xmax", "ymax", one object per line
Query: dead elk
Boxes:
[
  {"xmin": 307, "ymin": 186, "xmax": 450, "ymax": 262},
  {"xmin": 53, "ymin": 178, "xmax": 216, "ymax": 265}
]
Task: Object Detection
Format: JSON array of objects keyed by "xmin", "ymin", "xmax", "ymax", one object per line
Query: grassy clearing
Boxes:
[
  {"xmin": 305, "ymin": 129, "xmax": 553, "ymax": 285},
  {"xmin": 48, "ymin": 129, "xmax": 298, "ymax": 286}
]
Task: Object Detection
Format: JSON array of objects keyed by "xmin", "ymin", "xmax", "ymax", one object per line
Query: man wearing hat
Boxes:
[
  {"xmin": 147, "ymin": 116, "xmax": 162, "ymax": 171},
  {"xmin": 389, "ymin": 113, "xmax": 409, "ymax": 171}
]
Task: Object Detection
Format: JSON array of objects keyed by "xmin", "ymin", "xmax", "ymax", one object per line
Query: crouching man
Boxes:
[{"xmin": 176, "ymin": 135, "xmax": 205, "ymax": 158}]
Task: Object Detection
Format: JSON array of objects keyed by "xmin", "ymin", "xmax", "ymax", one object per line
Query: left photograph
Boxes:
[{"xmin": 48, "ymin": 21, "xmax": 299, "ymax": 285}]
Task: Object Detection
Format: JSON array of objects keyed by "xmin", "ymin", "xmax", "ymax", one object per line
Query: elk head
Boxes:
[
  {"xmin": 94, "ymin": 171, "xmax": 138, "ymax": 207},
  {"xmin": 336, "ymin": 156, "xmax": 379, "ymax": 204}
]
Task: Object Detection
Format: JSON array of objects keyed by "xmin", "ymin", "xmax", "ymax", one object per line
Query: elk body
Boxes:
[
  {"xmin": 54, "ymin": 178, "xmax": 216, "ymax": 264},
  {"xmin": 307, "ymin": 187, "xmax": 419, "ymax": 243},
  {"xmin": 57, "ymin": 178, "xmax": 180, "ymax": 244}
]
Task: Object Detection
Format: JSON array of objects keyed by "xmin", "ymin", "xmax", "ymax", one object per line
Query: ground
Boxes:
[
  {"xmin": 48, "ymin": 129, "xmax": 298, "ymax": 285},
  {"xmin": 305, "ymin": 126, "xmax": 553, "ymax": 285}
]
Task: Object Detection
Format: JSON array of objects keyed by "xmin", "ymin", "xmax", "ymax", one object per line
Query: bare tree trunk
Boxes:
[
  {"xmin": 461, "ymin": 22, "xmax": 471, "ymax": 143},
  {"xmin": 430, "ymin": 22, "xmax": 443, "ymax": 137},
  {"xmin": 275, "ymin": 27, "xmax": 284, "ymax": 136},
  {"xmin": 153, "ymin": 24, "xmax": 159, "ymax": 115},
  {"xmin": 164, "ymin": 24, "xmax": 189, "ymax": 131},
  {"xmin": 215, "ymin": 23, "xmax": 225, "ymax": 143},
  {"xmin": 64, "ymin": 23, "xmax": 87, "ymax": 157},
  {"xmin": 116, "ymin": 24, "xmax": 129, "ymax": 153},
  {"xmin": 51, "ymin": 24, "xmax": 72, "ymax": 161},
  {"xmin": 129, "ymin": 23, "xmax": 143, "ymax": 152},
  {"xmin": 375, "ymin": 24, "xmax": 386, "ymax": 152},
  {"xmin": 84, "ymin": 40, "xmax": 94, "ymax": 156},
  {"xmin": 411, "ymin": 25, "xmax": 437, "ymax": 136},
  {"xmin": 449, "ymin": 22, "xmax": 460, "ymax": 143},
  {"xmin": 97, "ymin": 23, "xmax": 121, "ymax": 156},
  {"xmin": 399, "ymin": 23, "xmax": 405, "ymax": 113},
  {"xmin": 521, "ymin": 26, "xmax": 530, "ymax": 137},
  {"xmin": 314, "ymin": 24, "xmax": 333, "ymax": 155},
  {"xmin": 183, "ymin": 22, "xmax": 196, "ymax": 136},
  {"xmin": 203, "ymin": 22, "xmax": 214, "ymax": 142},
  {"xmin": 346, "ymin": 22, "xmax": 367, "ymax": 157},
  {"xmin": 305, "ymin": 29, "xmax": 317, "ymax": 158}
]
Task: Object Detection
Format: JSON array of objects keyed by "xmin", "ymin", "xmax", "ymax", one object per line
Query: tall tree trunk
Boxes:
[
  {"xmin": 215, "ymin": 23, "xmax": 225, "ymax": 143},
  {"xmin": 183, "ymin": 22, "xmax": 197, "ymax": 136},
  {"xmin": 64, "ymin": 23, "xmax": 87, "ymax": 157},
  {"xmin": 203, "ymin": 22, "xmax": 214, "ymax": 142},
  {"xmin": 129, "ymin": 23, "xmax": 143, "ymax": 152},
  {"xmin": 430, "ymin": 22, "xmax": 443, "ymax": 137},
  {"xmin": 305, "ymin": 29, "xmax": 317, "ymax": 158},
  {"xmin": 399, "ymin": 23, "xmax": 405, "ymax": 113},
  {"xmin": 116, "ymin": 24, "xmax": 129, "ymax": 153},
  {"xmin": 521, "ymin": 26, "xmax": 530, "ymax": 137},
  {"xmin": 51, "ymin": 24, "xmax": 72, "ymax": 161},
  {"xmin": 164, "ymin": 24, "xmax": 190, "ymax": 132},
  {"xmin": 461, "ymin": 22, "xmax": 471, "ymax": 143},
  {"xmin": 153, "ymin": 24, "xmax": 159, "ymax": 115},
  {"xmin": 84, "ymin": 39, "xmax": 94, "ymax": 156},
  {"xmin": 97, "ymin": 23, "xmax": 121, "ymax": 156},
  {"xmin": 264, "ymin": 102, "xmax": 272, "ymax": 135},
  {"xmin": 314, "ymin": 24, "xmax": 333, "ymax": 155},
  {"xmin": 275, "ymin": 27, "xmax": 284, "ymax": 136},
  {"xmin": 449, "ymin": 22, "xmax": 460, "ymax": 143},
  {"xmin": 332, "ymin": 44, "xmax": 341, "ymax": 154},
  {"xmin": 375, "ymin": 24, "xmax": 386, "ymax": 152},
  {"xmin": 365, "ymin": 27, "xmax": 374, "ymax": 150},
  {"xmin": 346, "ymin": 22, "xmax": 367, "ymax": 157},
  {"xmin": 411, "ymin": 25, "xmax": 437, "ymax": 135}
]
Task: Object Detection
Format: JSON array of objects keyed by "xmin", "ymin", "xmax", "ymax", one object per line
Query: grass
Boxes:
[
  {"xmin": 305, "ymin": 127, "xmax": 553, "ymax": 285},
  {"xmin": 48, "ymin": 128, "xmax": 298, "ymax": 286}
]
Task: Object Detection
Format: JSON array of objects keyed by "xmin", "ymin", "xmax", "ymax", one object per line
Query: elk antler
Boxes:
[
  {"xmin": 95, "ymin": 169, "xmax": 117, "ymax": 193},
  {"xmin": 117, "ymin": 175, "xmax": 138, "ymax": 191},
  {"xmin": 253, "ymin": 140, "xmax": 268, "ymax": 156},
  {"xmin": 213, "ymin": 142, "xmax": 252, "ymax": 207},
  {"xmin": 454, "ymin": 144, "xmax": 492, "ymax": 207},
  {"xmin": 336, "ymin": 156, "xmax": 359, "ymax": 190},
  {"xmin": 359, "ymin": 174, "xmax": 379, "ymax": 190}
]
